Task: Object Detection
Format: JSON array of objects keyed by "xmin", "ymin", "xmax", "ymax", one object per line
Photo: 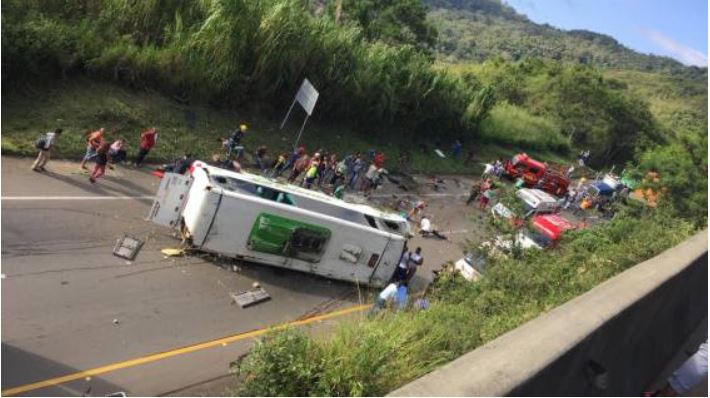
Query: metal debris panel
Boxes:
[
  {"xmin": 113, "ymin": 235, "xmax": 144, "ymax": 261},
  {"xmin": 231, "ymin": 288, "xmax": 271, "ymax": 308}
]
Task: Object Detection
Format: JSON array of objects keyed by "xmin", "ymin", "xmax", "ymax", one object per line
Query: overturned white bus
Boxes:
[{"xmin": 148, "ymin": 161, "xmax": 410, "ymax": 287}]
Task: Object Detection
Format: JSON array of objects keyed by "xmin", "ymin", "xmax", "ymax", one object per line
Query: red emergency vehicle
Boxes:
[
  {"xmin": 530, "ymin": 213, "xmax": 576, "ymax": 248},
  {"xmin": 504, "ymin": 153, "xmax": 569, "ymax": 197}
]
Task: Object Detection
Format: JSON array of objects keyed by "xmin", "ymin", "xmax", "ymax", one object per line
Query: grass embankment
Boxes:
[
  {"xmin": 235, "ymin": 206, "xmax": 696, "ymax": 396},
  {"xmin": 2, "ymin": 78, "xmax": 571, "ymax": 174}
]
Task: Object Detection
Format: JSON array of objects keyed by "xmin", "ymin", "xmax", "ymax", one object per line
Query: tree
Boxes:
[{"xmin": 335, "ymin": 0, "xmax": 438, "ymax": 52}]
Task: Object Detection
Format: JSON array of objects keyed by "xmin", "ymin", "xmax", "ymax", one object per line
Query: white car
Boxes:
[
  {"xmin": 481, "ymin": 229, "xmax": 550, "ymax": 255},
  {"xmin": 491, "ymin": 189, "xmax": 561, "ymax": 220},
  {"xmin": 453, "ymin": 253, "xmax": 488, "ymax": 282}
]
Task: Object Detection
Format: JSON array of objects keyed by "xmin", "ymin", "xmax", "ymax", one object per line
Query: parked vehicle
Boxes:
[
  {"xmin": 588, "ymin": 181, "xmax": 616, "ymax": 198},
  {"xmin": 453, "ymin": 252, "xmax": 488, "ymax": 282},
  {"xmin": 489, "ymin": 213, "xmax": 576, "ymax": 254},
  {"xmin": 529, "ymin": 213, "xmax": 576, "ymax": 248},
  {"xmin": 503, "ymin": 153, "xmax": 570, "ymax": 197},
  {"xmin": 148, "ymin": 162, "xmax": 410, "ymax": 287},
  {"xmin": 492, "ymin": 188, "xmax": 561, "ymax": 220}
]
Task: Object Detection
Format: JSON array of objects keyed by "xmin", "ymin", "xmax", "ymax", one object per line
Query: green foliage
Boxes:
[
  {"xmin": 1, "ymin": 0, "xmax": 486, "ymax": 141},
  {"xmin": 235, "ymin": 328, "xmax": 322, "ymax": 397},
  {"xmin": 636, "ymin": 134, "xmax": 708, "ymax": 226},
  {"xmin": 447, "ymin": 59, "xmax": 666, "ymax": 165},
  {"xmin": 333, "ymin": 0, "xmax": 438, "ymax": 52},
  {"xmin": 479, "ymin": 102, "xmax": 568, "ymax": 152},
  {"xmin": 425, "ymin": 0, "xmax": 694, "ymax": 74},
  {"xmin": 237, "ymin": 207, "xmax": 697, "ymax": 396},
  {"xmin": 461, "ymin": 85, "xmax": 496, "ymax": 131}
]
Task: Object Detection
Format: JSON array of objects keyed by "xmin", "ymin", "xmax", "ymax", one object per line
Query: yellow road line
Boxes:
[{"xmin": 2, "ymin": 304, "xmax": 370, "ymax": 396}]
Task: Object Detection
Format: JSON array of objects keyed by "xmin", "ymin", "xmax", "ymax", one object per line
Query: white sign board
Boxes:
[{"xmin": 295, "ymin": 78, "xmax": 319, "ymax": 115}]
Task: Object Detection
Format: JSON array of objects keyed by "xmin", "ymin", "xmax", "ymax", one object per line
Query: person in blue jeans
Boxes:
[{"xmin": 349, "ymin": 153, "xmax": 365, "ymax": 189}]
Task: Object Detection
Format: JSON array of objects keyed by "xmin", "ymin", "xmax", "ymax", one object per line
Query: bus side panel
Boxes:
[
  {"xmin": 200, "ymin": 191, "xmax": 394, "ymax": 286},
  {"xmin": 317, "ymin": 223, "xmax": 390, "ymax": 286}
]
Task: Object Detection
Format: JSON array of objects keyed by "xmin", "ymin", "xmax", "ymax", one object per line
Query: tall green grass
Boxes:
[
  {"xmin": 479, "ymin": 102, "xmax": 569, "ymax": 153},
  {"xmin": 2, "ymin": 0, "xmax": 487, "ymax": 140}
]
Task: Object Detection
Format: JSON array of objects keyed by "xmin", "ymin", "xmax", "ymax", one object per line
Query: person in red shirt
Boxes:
[
  {"xmin": 79, "ymin": 128, "xmax": 105, "ymax": 170},
  {"xmin": 373, "ymin": 152, "xmax": 385, "ymax": 169},
  {"xmin": 89, "ymin": 142, "xmax": 111, "ymax": 183},
  {"xmin": 135, "ymin": 127, "xmax": 158, "ymax": 167}
]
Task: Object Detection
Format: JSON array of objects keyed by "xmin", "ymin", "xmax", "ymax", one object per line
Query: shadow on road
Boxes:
[
  {"xmin": 2, "ymin": 343, "xmax": 127, "ymax": 396},
  {"xmin": 42, "ymin": 171, "xmax": 155, "ymax": 204}
]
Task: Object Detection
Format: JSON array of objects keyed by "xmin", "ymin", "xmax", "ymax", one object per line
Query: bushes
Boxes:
[
  {"xmin": 236, "ymin": 207, "xmax": 696, "ymax": 396},
  {"xmin": 479, "ymin": 102, "xmax": 568, "ymax": 153}
]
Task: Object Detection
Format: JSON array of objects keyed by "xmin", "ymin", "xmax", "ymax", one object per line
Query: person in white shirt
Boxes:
[
  {"xmin": 419, "ymin": 216, "xmax": 449, "ymax": 240},
  {"xmin": 405, "ymin": 247, "xmax": 424, "ymax": 281},
  {"xmin": 368, "ymin": 282, "xmax": 400, "ymax": 316},
  {"xmin": 32, "ymin": 128, "xmax": 62, "ymax": 172},
  {"xmin": 393, "ymin": 251, "xmax": 411, "ymax": 282}
]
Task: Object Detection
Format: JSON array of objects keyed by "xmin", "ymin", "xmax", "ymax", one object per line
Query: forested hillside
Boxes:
[{"xmin": 425, "ymin": 0, "xmax": 701, "ymax": 74}]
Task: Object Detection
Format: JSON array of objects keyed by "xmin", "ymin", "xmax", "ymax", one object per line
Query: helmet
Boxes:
[{"xmin": 240, "ymin": 124, "xmax": 248, "ymax": 131}]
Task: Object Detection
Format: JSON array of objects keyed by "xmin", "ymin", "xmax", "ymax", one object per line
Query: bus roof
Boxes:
[{"xmin": 195, "ymin": 162, "xmax": 407, "ymax": 223}]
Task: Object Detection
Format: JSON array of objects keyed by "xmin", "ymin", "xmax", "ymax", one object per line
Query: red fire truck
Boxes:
[{"xmin": 503, "ymin": 153, "xmax": 570, "ymax": 197}]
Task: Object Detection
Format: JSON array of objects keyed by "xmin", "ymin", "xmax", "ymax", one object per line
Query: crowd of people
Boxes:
[
  {"xmin": 32, "ymin": 126, "xmax": 159, "ymax": 184},
  {"xmin": 31, "ymin": 121, "xmax": 397, "ymax": 199}
]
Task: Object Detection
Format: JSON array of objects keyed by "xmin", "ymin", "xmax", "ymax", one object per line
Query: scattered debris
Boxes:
[
  {"xmin": 113, "ymin": 318, "xmax": 120, "ymax": 325},
  {"xmin": 105, "ymin": 392, "xmax": 127, "ymax": 397},
  {"xmin": 161, "ymin": 247, "xmax": 185, "ymax": 257},
  {"xmin": 252, "ymin": 281, "xmax": 260, "ymax": 288},
  {"xmin": 434, "ymin": 149, "xmax": 446, "ymax": 158},
  {"xmin": 125, "ymin": 261, "xmax": 132, "ymax": 265},
  {"xmin": 113, "ymin": 235, "xmax": 144, "ymax": 261},
  {"xmin": 232, "ymin": 265, "xmax": 241, "ymax": 273},
  {"xmin": 231, "ymin": 288, "xmax": 271, "ymax": 308}
]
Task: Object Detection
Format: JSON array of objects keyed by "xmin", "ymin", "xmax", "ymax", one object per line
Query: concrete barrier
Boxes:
[{"xmin": 390, "ymin": 230, "xmax": 708, "ymax": 396}]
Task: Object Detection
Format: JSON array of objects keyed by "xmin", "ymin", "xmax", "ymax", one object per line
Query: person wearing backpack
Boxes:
[{"xmin": 32, "ymin": 128, "xmax": 63, "ymax": 172}]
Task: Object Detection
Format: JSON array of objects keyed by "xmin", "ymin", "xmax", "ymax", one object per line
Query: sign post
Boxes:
[{"xmin": 280, "ymin": 78, "xmax": 319, "ymax": 150}]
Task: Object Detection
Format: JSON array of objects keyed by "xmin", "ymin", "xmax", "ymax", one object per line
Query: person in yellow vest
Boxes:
[{"xmin": 303, "ymin": 159, "xmax": 319, "ymax": 189}]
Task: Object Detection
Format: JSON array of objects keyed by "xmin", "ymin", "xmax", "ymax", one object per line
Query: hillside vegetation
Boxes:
[
  {"xmin": 3, "ymin": 0, "xmax": 682, "ymax": 168},
  {"xmin": 425, "ymin": 0, "xmax": 701, "ymax": 75}
]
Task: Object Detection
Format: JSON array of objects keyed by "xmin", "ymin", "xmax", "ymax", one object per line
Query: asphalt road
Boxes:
[{"xmin": 1, "ymin": 157, "xmax": 483, "ymax": 396}]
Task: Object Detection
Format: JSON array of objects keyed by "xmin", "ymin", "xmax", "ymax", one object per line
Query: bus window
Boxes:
[
  {"xmin": 383, "ymin": 220, "xmax": 401, "ymax": 231},
  {"xmin": 364, "ymin": 214, "xmax": 378, "ymax": 229},
  {"xmin": 253, "ymin": 185, "xmax": 295, "ymax": 206},
  {"xmin": 277, "ymin": 192, "xmax": 296, "ymax": 206},
  {"xmin": 288, "ymin": 228, "xmax": 330, "ymax": 262}
]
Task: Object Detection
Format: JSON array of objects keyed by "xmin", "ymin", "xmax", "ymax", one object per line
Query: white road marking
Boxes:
[{"xmin": 1, "ymin": 196, "xmax": 155, "ymax": 201}]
